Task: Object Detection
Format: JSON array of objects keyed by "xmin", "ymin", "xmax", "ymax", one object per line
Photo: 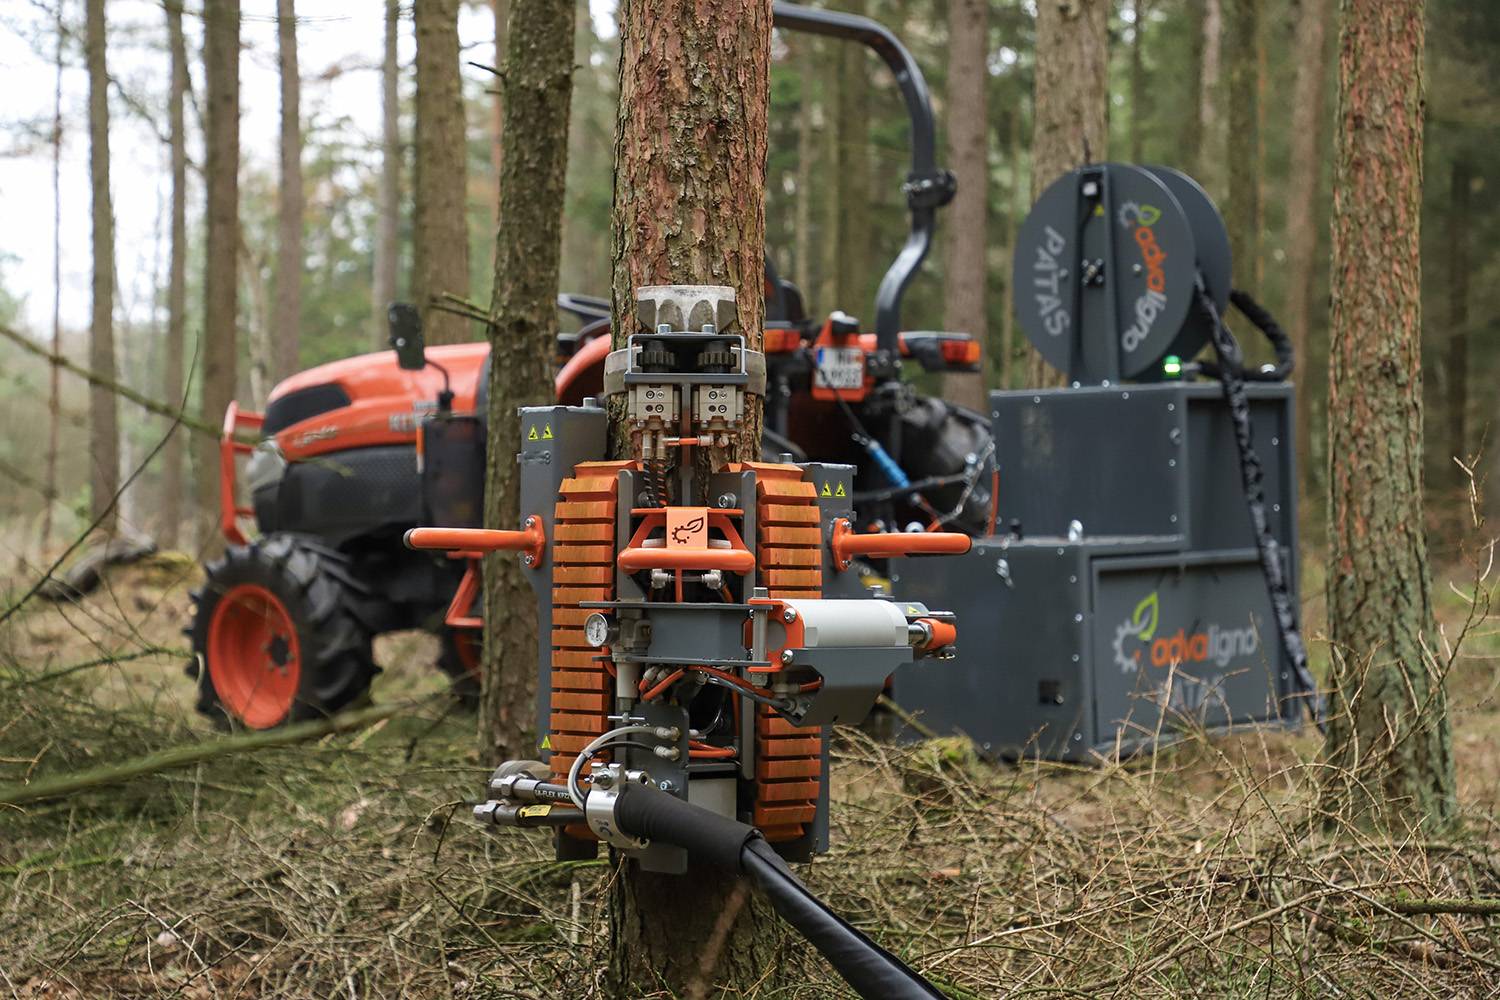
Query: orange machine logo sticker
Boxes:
[{"xmin": 667, "ymin": 507, "xmax": 708, "ymax": 548}]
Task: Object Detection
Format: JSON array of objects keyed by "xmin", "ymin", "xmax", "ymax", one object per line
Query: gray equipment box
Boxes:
[{"xmin": 888, "ymin": 381, "xmax": 1302, "ymax": 760}]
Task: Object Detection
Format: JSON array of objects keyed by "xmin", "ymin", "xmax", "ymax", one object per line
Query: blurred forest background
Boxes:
[{"xmin": 0, "ymin": 0, "xmax": 1496, "ymax": 555}]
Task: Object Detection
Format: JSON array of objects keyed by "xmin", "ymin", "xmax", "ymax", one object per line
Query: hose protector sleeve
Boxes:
[
  {"xmin": 742, "ymin": 838, "xmax": 947, "ymax": 999},
  {"xmin": 611, "ymin": 781, "xmax": 756, "ymax": 871}
]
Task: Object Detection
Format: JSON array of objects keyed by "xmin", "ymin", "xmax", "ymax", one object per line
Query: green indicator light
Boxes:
[{"xmin": 1162, "ymin": 355, "xmax": 1182, "ymax": 378}]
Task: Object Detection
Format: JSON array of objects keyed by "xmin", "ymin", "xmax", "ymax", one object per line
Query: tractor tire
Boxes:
[
  {"xmin": 190, "ymin": 535, "xmax": 378, "ymax": 729},
  {"xmin": 437, "ymin": 628, "xmax": 482, "ymax": 706}
]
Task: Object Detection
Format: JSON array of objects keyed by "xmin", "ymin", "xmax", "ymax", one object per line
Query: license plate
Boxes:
[{"xmin": 814, "ymin": 347, "xmax": 866, "ymax": 390}]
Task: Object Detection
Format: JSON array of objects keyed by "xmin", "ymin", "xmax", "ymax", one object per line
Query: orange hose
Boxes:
[{"xmin": 639, "ymin": 668, "xmax": 684, "ymax": 702}]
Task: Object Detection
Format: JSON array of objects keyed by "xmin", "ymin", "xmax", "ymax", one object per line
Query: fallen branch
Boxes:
[
  {"xmin": 0, "ymin": 700, "xmax": 431, "ymax": 808},
  {"xmin": 1386, "ymin": 896, "xmax": 1500, "ymax": 917}
]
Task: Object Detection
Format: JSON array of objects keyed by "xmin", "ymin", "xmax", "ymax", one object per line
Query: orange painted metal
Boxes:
[
  {"xmin": 618, "ymin": 547, "xmax": 756, "ymax": 574},
  {"xmin": 828, "ymin": 516, "xmax": 970, "ymax": 571},
  {"xmin": 219, "ymin": 402, "xmax": 265, "ymax": 546}
]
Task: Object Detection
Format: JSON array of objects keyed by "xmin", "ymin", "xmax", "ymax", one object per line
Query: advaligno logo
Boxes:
[
  {"xmin": 1116, "ymin": 201, "xmax": 1169, "ymax": 354},
  {"xmin": 1113, "ymin": 590, "xmax": 1260, "ymax": 674}
]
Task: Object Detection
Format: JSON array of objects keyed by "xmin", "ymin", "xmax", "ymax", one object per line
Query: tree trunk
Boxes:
[
  {"xmin": 478, "ymin": 0, "xmax": 575, "ymax": 765},
  {"xmin": 372, "ymin": 0, "xmax": 401, "ymax": 349},
  {"xmin": 1026, "ymin": 0, "xmax": 1108, "ymax": 388},
  {"xmin": 1444, "ymin": 157, "xmax": 1470, "ymax": 483},
  {"xmin": 607, "ymin": 1, "xmax": 786, "ymax": 991},
  {"xmin": 45, "ymin": 3, "xmax": 65, "ymax": 547},
  {"xmin": 1129, "ymin": 0, "xmax": 1148, "ymax": 163},
  {"xmin": 412, "ymin": 0, "xmax": 471, "ymax": 345},
  {"xmin": 818, "ymin": 52, "xmax": 840, "ymax": 312},
  {"xmin": 1198, "ymin": 0, "xmax": 1223, "ymax": 197},
  {"xmin": 163, "ymin": 0, "xmax": 189, "ymax": 547},
  {"xmin": 489, "ymin": 0, "xmax": 509, "ymax": 223},
  {"xmin": 1180, "ymin": 0, "xmax": 1204, "ymax": 172},
  {"xmin": 1323, "ymin": 0, "xmax": 1455, "ymax": 830},
  {"xmin": 793, "ymin": 38, "xmax": 815, "ymax": 298},
  {"xmin": 274, "ymin": 0, "xmax": 303, "ymax": 381},
  {"xmin": 998, "ymin": 108, "xmax": 1024, "ymax": 389},
  {"xmin": 1225, "ymin": 0, "xmax": 1259, "ymax": 289},
  {"xmin": 833, "ymin": 0, "xmax": 871, "ymax": 313},
  {"xmin": 942, "ymin": 0, "xmax": 989, "ymax": 410},
  {"xmin": 197, "ymin": 0, "xmax": 240, "ymax": 543},
  {"xmin": 86, "ymin": 0, "xmax": 119, "ymax": 533},
  {"xmin": 1284, "ymin": 0, "xmax": 1331, "ymax": 500}
]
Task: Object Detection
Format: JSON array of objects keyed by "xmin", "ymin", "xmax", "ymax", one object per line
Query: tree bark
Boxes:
[
  {"xmin": 85, "ymin": 0, "xmax": 119, "ymax": 533},
  {"xmin": 412, "ymin": 0, "xmax": 471, "ymax": 345},
  {"xmin": 833, "ymin": 0, "xmax": 871, "ymax": 313},
  {"xmin": 607, "ymin": 2, "xmax": 786, "ymax": 991},
  {"xmin": 197, "ymin": 0, "xmax": 240, "ymax": 544},
  {"xmin": 998, "ymin": 107, "xmax": 1024, "ymax": 389},
  {"xmin": 793, "ymin": 38, "xmax": 816, "ymax": 298},
  {"xmin": 1129, "ymin": 0, "xmax": 1148, "ymax": 163},
  {"xmin": 1226, "ymin": 0, "xmax": 1259, "ymax": 289},
  {"xmin": 1180, "ymin": 0, "xmax": 1204, "ymax": 172},
  {"xmin": 489, "ymin": 0, "xmax": 509, "ymax": 223},
  {"xmin": 372, "ymin": 0, "xmax": 401, "ymax": 350},
  {"xmin": 1197, "ymin": 0, "xmax": 1223, "ymax": 197},
  {"xmin": 163, "ymin": 0, "xmax": 189, "ymax": 547},
  {"xmin": 1444, "ymin": 157, "xmax": 1470, "ymax": 482},
  {"xmin": 45, "ymin": 2, "xmax": 65, "ymax": 546},
  {"xmin": 274, "ymin": 0, "xmax": 303, "ymax": 381},
  {"xmin": 1323, "ymin": 0, "xmax": 1455, "ymax": 830},
  {"xmin": 942, "ymin": 0, "xmax": 989, "ymax": 410},
  {"xmin": 1284, "ymin": 0, "xmax": 1331, "ymax": 499},
  {"xmin": 478, "ymin": 0, "xmax": 575, "ymax": 765},
  {"xmin": 1026, "ymin": 0, "xmax": 1108, "ymax": 388}
]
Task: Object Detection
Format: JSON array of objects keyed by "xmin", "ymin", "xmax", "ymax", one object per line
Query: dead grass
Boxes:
[{"xmin": 0, "ymin": 548, "xmax": 1497, "ymax": 998}]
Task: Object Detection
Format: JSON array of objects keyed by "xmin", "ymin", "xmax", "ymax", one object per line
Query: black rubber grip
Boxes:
[{"xmin": 611, "ymin": 781, "xmax": 757, "ymax": 871}]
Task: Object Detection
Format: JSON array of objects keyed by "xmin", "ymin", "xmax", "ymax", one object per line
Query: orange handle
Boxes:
[
  {"xmin": 404, "ymin": 517, "xmax": 545, "ymax": 567},
  {"xmin": 618, "ymin": 547, "xmax": 756, "ymax": 574},
  {"xmin": 830, "ymin": 518, "xmax": 970, "ymax": 570}
]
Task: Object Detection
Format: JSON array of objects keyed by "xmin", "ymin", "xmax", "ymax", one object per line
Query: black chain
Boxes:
[{"xmin": 1194, "ymin": 275, "xmax": 1325, "ymax": 727}]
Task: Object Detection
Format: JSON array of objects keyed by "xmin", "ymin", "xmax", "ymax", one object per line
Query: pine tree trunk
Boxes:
[
  {"xmin": 819, "ymin": 51, "xmax": 840, "ymax": 313},
  {"xmin": 478, "ymin": 0, "xmax": 575, "ymax": 765},
  {"xmin": 45, "ymin": 4, "xmax": 65, "ymax": 547},
  {"xmin": 489, "ymin": 0, "xmax": 509, "ymax": 224},
  {"xmin": 942, "ymin": 0, "xmax": 989, "ymax": 410},
  {"xmin": 998, "ymin": 108, "xmax": 1023, "ymax": 389},
  {"xmin": 1445, "ymin": 157, "xmax": 1470, "ymax": 483},
  {"xmin": 1027, "ymin": 0, "xmax": 1108, "ymax": 388},
  {"xmin": 1226, "ymin": 0, "xmax": 1259, "ymax": 289},
  {"xmin": 412, "ymin": 0, "xmax": 471, "ymax": 345},
  {"xmin": 1323, "ymin": 0, "xmax": 1455, "ymax": 830},
  {"xmin": 86, "ymin": 0, "xmax": 119, "ymax": 532},
  {"xmin": 793, "ymin": 38, "xmax": 815, "ymax": 298},
  {"xmin": 1180, "ymin": 0, "xmax": 1204, "ymax": 172},
  {"xmin": 197, "ymin": 0, "xmax": 240, "ymax": 543},
  {"xmin": 1129, "ymin": 0, "xmax": 1147, "ymax": 163},
  {"xmin": 1284, "ymin": 0, "xmax": 1331, "ymax": 499},
  {"xmin": 833, "ymin": 0, "xmax": 871, "ymax": 313},
  {"xmin": 607, "ymin": 2, "xmax": 787, "ymax": 991},
  {"xmin": 162, "ymin": 0, "xmax": 189, "ymax": 548},
  {"xmin": 372, "ymin": 0, "xmax": 400, "ymax": 350},
  {"xmin": 274, "ymin": 0, "xmax": 303, "ymax": 381},
  {"xmin": 1197, "ymin": 0, "xmax": 1223, "ymax": 197}
]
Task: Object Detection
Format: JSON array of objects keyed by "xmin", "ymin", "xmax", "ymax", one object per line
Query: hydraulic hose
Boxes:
[{"xmin": 611, "ymin": 781, "xmax": 947, "ymax": 999}]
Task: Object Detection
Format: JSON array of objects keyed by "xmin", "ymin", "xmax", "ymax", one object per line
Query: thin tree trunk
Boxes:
[
  {"xmin": 197, "ymin": 0, "xmax": 240, "ymax": 544},
  {"xmin": 1026, "ymin": 0, "xmax": 1108, "ymax": 388},
  {"xmin": 372, "ymin": 0, "xmax": 400, "ymax": 350},
  {"xmin": 479, "ymin": 0, "xmax": 575, "ymax": 765},
  {"xmin": 1323, "ymin": 0, "xmax": 1454, "ymax": 830},
  {"xmin": 834, "ymin": 0, "xmax": 870, "ymax": 312},
  {"xmin": 607, "ymin": 1, "xmax": 785, "ymax": 990},
  {"xmin": 819, "ymin": 52, "xmax": 840, "ymax": 312},
  {"xmin": 793, "ymin": 38, "xmax": 815, "ymax": 297},
  {"xmin": 45, "ymin": 3, "xmax": 65, "ymax": 546},
  {"xmin": 412, "ymin": 0, "xmax": 470, "ymax": 345},
  {"xmin": 274, "ymin": 0, "xmax": 303, "ymax": 380},
  {"xmin": 1226, "ymin": 0, "xmax": 1259, "ymax": 288},
  {"xmin": 1180, "ymin": 0, "xmax": 1204, "ymax": 172},
  {"xmin": 1129, "ymin": 0, "xmax": 1147, "ymax": 163},
  {"xmin": 1445, "ymin": 157, "xmax": 1470, "ymax": 482},
  {"xmin": 489, "ymin": 0, "xmax": 509, "ymax": 224},
  {"xmin": 243, "ymin": 244, "xmax": 272, "ymax": 408},
  {"xmin": 85, "ymin": 0, "xmax": 119, "ymax": 533},
  {"xmin": 942, "ymin": 0, "xmax": 989, "ymax": 410},
  {"xmin": 163, "ymin": 0, "xmax": 189, "ymax": 548},
  {"xmin": 999, "ymin": 108, "xmax": 1024, "ymax": 390},
  {"xmin": 1198, "ymin": 0, "xmax": 1223, "ymax": 197},
  {"xmin": 1284, "ymin": 0, "xmax": 1331, "ymax": 500}
]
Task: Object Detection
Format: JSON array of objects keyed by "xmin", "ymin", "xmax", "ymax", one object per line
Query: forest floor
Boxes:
[{"xmin": 1, "ymin": 547, "xmax": 1498, "ymax": 998}]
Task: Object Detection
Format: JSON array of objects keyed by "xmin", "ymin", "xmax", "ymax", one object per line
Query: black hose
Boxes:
[{"xmin": 612, "ymin": 782, "xmax": 947, "ymax": 999}]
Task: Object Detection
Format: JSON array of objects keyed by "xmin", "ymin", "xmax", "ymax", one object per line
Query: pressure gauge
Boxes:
[{"xmin": 584, "ymin": 612, "xmax": 618, "ymax": 648}]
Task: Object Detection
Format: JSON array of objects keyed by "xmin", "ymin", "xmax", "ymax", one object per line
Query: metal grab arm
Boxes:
[
  {"xmin": 404, "ymin": 518, "xmax": 545, "ymax": 567},
  {"xmin": 829, "ymin": 517, "xmax": 970, "ymax": 571},
  {"xmin": 617, "ymin": 547, "xmax": 756, "ymax": 574}
]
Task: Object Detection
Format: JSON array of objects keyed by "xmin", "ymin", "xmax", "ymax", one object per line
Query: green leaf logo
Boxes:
[
  {"xmin": 1137, "ymin": 204, "xmax": 1162, "ymax": 227},
  {"xmin": 1133, "ymin": 591, "xmax": 1160, "ymax": 641}
]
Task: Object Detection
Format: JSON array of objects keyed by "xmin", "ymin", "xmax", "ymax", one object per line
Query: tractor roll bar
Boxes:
[{"xmin": 772, "ymin": 2, "xmax": 955, "ymax": 361}]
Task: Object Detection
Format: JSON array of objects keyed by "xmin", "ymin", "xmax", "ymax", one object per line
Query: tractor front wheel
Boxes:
[{"xmin": 190, "ymin": 535, "xmax": 378, "ymax": 729}]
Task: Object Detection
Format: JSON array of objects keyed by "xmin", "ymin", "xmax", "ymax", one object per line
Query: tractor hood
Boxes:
[{"xmin": 264, "ymin": 342, "xmax": 490, "ymax": 461}]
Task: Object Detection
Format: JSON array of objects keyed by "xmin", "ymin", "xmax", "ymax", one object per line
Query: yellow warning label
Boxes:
[
  {"xmin": 834, "ymin": 482, "xmax": 847, "ymax": 498},
  {"xmin": 906, "ymin": 605, "xmax": 921, "ymax": 615},
  {"xmin": 527, "ymin": 426, "xmax": 539, "ymax": 441},
  {"xmin": 821, "ymin": 482, "xmax": 832, "ymax": 497},
  {"xmin": 542, "ymin": 424, "xmax": 554, "ymax": 440},
  {"xmin": 518, "ymin": 804, "xmax": 552, "ymax": 820},
  {"xmin": 539, "ymin": 733, "xmax": 552, "ymax": 750},
  {"xmin": 1093, "ymin": 204, "xmax": 1105, "ymax": 216}
]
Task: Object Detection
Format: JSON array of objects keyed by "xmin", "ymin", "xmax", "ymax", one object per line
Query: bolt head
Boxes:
[
  {"xmin": 523, "ymin": 555, "xmax": 535, "ymax": 566},
  {"xmin": 782, "ymin": 608, "xmax": 797, "ymax": 623},
  {"xmin": 716, "ymin": 492, "xmax": 737, "ymax": 508},
  {"xmin": 780, "ymin": 649, "xmax": 795, "ymax": 665}
]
